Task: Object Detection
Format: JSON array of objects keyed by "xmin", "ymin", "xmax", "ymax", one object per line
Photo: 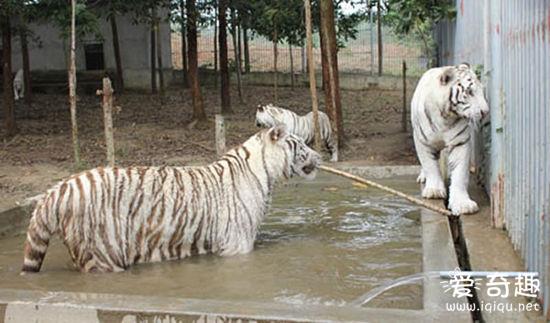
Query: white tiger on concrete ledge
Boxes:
[
  {"xmin": 411, "ymin": 63, "xmax": 489, "ymax": 215},
  {"xmin": 255, "ymin": 104, "xmax": 338, "ymax": 162},
  {"xmin": 13, "ymin": 69, "xmax": 24, "ymax": 101}
]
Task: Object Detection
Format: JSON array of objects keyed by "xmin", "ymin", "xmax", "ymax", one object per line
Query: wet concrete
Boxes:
[{"xmin": 461, "ymin": 188, "xmax": 545, "ymax": 322}]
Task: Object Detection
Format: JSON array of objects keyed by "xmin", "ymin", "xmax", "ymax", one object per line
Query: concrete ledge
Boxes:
[
  {"xmin": 422, "ymin": 208, "xmax": 471, "ymax": 322},
  {"xmin": 0, "ymin": 288, "xmax": 427, "ymax": 323}
]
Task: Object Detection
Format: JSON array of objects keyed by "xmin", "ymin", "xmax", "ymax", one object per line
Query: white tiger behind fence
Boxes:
[
  {"xmin": 21, "ymin": 126, "xmax": 321, "ymax": 273},
  {"xmin": 13, "ymin": 69, "xmax": 24, "ymax": 101},
  {"xmin": 411, "ymin": 63, "xmax": 489, "ymax": 215},
  {"xmin": 255, "ymin": 104, "xmax": 338, "ymax": 162}
]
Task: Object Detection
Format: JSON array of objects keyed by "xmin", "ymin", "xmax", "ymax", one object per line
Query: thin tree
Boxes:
[
  {"xmin": 237, "ymin": 18, "xmax": 243, "ymax": 73},
  {"xmin": 186, "ymin": 0, "xmax": 207, "ymax": 121},
  {"xmin": 377, "ymin": 0, "xmax": 382, "ymax": 76},
  {"xmin": 272, "ymin": 27, "xmax": 278, "ymax": 103},
  {"xmin": 230, "ymin": 7, "xmax": 243, "ymax": 103},
  {"xmin": 304, "ymin": 0, "xmax": 320, "ymax": 151},
  {"xmin": 213, "ymin": 2, "xmax": 218, "ymax": 72},
  {"xmin": 69, "ymin": 0, "xmax": 81, "ymax": 166},
  {"xmin": 242, "ymin": 23, "xmax": 250, "ymax": 73},
  {"xmin": 2, "ymin": 13, "xmax": 16, "ymax": 137},
  {"xmin": 218, "ymin": 0, "xmax": 232, "ymax": 113},
  {"xmin": 150, "ymin": 10, "xmax": 157, "ymax": 94},
  {"xmin": 109, "ymin": 14, "xmax": 124, "ymax": 92},
  {"xmin": 320, "ymin": 0, "xmax": 343, "ymax": 146},
  {"xmin": 179, "ymin": 0, "xmax": 188, "ymax": 87},
  {"xmin": 20, "ymin": 26, "xmax": 32, "ymax": 103},
  {"xmin": 155, "ymin": 10, "xmax": 165, "ymax": 97},
  {"xmin": 289, "ymin": 42, "xmax": 294, "ymax": 89}
]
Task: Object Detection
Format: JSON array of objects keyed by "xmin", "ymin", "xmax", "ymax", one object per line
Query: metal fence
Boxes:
[
  {"xmin": 438, "ymin": 0, "xmax": 550, "ymax": 318},
  {"xmin": 172, "ymin": 23, "xmax": 428, "ymax": 77}
]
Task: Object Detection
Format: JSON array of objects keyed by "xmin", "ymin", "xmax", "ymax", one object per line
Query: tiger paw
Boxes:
[
  {"xmin": 422, "ymin": 186, "xmax": 447, "ymax": 199},
  {"xmin": 449, "ymin": 196, "xmax": 479, "ymax": 215}
]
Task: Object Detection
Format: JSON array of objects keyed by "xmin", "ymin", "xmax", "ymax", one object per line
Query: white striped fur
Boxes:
[
  {"xmin": 21, "ymin": 126, "xmax": 321, "ymax": 273},
  {"xmin": 255, "ymin": 104, "xmax": 338, "ymax": 162},
  {"xmin": 411, "ymin": 63, "xmax": 489, "ymax": 215}
]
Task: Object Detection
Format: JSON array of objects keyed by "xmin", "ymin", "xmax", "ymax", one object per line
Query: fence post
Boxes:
[
  {"xmin": 215, "ymin": 114, "xmax": 226, "ymax": 157},
  {"xmin": 97, "ymin": 77, "xmax": 115, "ymax": 167},
  {"xmin": 402, "ymin": 61, "xmax": 407, "ymax": 132}
]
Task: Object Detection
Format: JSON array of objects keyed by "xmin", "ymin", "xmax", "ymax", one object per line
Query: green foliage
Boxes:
[
  {"xmin": 385, "ymin": 0, "xmax": 455, "ymax": 34},
  {"xmin": 34, "ymin": 0, "xmax": 102, "ymax": 40},
  {"xmin": 227, "ymin": 0, "xmax": 364, "ymax": 48},
  {"xmin": 385, "ymin": 0, "xmax": 456, "ymax": 61}
]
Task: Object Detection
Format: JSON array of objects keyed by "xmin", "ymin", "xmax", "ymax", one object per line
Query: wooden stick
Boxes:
[
  {"xmin": 97, "ymin": 77, "xmax": 115, "ymax": 167},
  {"xmin": 319, "ymin": 165, "xmax": 454, "ymax": 216}
]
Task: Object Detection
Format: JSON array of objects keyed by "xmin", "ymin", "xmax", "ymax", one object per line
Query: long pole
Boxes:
[{"xmin": 319, "ymin": 165, "xmax": 454, "ymax": 216}]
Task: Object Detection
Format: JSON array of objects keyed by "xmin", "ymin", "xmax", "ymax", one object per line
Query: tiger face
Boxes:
[
  {"xmin": 442, "ymin": 64, "xmax": 489, "ymax": 122},
  {"xmin": 255, "ymin": 104, "xmax": 282, "ymax": 128},
  {"xmin": 265, "ymin": 125, "xmax": 321, "ymax": 180}
]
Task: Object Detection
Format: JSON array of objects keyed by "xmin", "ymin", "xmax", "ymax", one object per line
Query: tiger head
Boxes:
[
  {"xmin": 441, "ymin": 63, "xmax": 489, "ymax": 122},
  {"xmin": 255, "ymin": 104, "xmax": 283, "ymax": 128},
  {"xmin": 261, "ymin": 125, "xmax": 321, "ymax": 180}
]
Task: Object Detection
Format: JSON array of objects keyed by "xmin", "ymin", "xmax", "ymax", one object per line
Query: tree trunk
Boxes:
[
  {"xmin": 377, "ymin": 0, "xmax": 383, "ymax": 76},
  {"xmin": 2, "ymin": 15, "xmax": 16, "ymax": 137},
  {"xmin": 237, "ymin": 21, "xmax": 243, "ymax": 74},
  {"xmin": 301, "ymin": 45, "xmax": 305, "ymax": 74},
  {"xmin": 273, "ymin": 29, "xmax": 278, "ymax": 103},
  {"xmin": 20, "ymin": 27, "xmax": 32, "ymax": 103},
  {"xmin": 186, "ymin": 0, "xmax": 207, "ymax": 121},
  {"xmin": 319, "ymin": 23, "xmax": 329, "ymax": 92},
  {"xmin": 304, "ymin": 0, "xmax": 321, "ymax": 151},
  {"xmin": 213, "ymin": 7, "xmax": 218, "ymax": 72},
  {"xmin": 180, "ymin": 0, "xmax": 188, "ymax": 87},
  {"xmin": 150, "ymin": 17, "xmax": 157, "ymax": 94},
  {"xmin": 155, "ymin": 17, "xmax": 165, "ymax": 97},
  {"xmin": 230, "ymin": 9, "xmax": 243, "ymax": 103},
  {"xmin": 218, "ymin": 0, "xmax": 232, "ymax": 114},
  {"xmin": 110, "ymin": 15, "xmax": 124, "ymax": 93},
  {"xmin": 69, "ymin": 0, "xmax": 81, "ymax": 166},
  {"xmin": 320, "ymin": 0, "xmax": 343, "ymax": 147},
  {"xmin": 289, "ymin": 43, "xmax": 294, "ymax": 89},
  {"xmin": 243, "ymin": 24, "xmax": 250, "ymax": 73}
]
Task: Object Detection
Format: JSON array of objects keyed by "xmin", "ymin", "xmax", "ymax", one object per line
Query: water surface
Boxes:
[{"xmin": 0, "ymin": 173, "xmax": 422, "ymax": 308}]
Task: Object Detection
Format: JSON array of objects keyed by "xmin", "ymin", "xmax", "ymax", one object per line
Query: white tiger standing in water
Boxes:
[
  {"xmin": 21, "ymin": 126, "xmax": 321, "ymax": 273},
  {"xmin": 411, "ymin": 63, "xmax": 489, "ymax": 215},
  {"xmin": 13, "ymin": 69, "xmax": 24, "ymax": 101},
  {"xmin": 255, "ymin": 104, "xmax": 338, "ymax": 162}
]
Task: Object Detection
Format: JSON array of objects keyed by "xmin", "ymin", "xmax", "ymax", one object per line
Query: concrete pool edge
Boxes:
[{"xmin": 0, "ymin": 164, "xmax": 470, "ymax": 322}]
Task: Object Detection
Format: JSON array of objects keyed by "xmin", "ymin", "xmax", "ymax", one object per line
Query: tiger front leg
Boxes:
[
  {"xmin": 326, "ymin": 137, "xmax": 338, "ymax": 162},
  {"xmin": 415, "ymin": 140, "xmax": 446, "ymax": 199},
  {"xmin": 447, "ymin": 143, "xmax": 479, "ymax": 215}
]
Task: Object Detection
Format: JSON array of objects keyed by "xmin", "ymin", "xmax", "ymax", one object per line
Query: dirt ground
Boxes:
[{"xmin": 0, "ymin": 85, "xmax": 416, "ymax": 210}]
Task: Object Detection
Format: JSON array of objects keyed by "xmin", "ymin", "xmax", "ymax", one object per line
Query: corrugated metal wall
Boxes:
[{"xmin": 437, "ymin": 0, "xmax": 550, "ymax": 318}]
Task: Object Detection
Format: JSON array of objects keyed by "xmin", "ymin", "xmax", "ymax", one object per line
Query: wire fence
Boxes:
[{"xmin": 172, "ymin": 23, "xmax": 428, "ymax": 77}]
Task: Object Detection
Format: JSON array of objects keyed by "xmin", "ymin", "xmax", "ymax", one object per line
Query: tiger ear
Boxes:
[
  {"xmin": 269, "ymin": 125, "xmax": 288, "ymax": 142},
  {"xmin": 458, "ymin": 62, "xmax": 470, "ymax": 70},
  {"xmin": 440, "ymin": 67, "xmax": 455, "ymax": 85},
  {"xmin": 257, "ymin": 105, "xmax": 264, "ymax": 112}
]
